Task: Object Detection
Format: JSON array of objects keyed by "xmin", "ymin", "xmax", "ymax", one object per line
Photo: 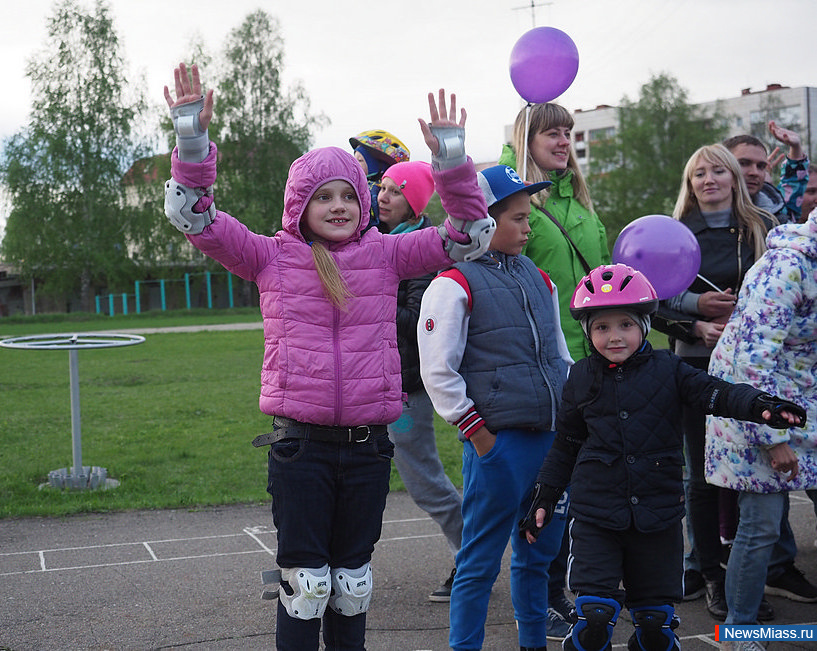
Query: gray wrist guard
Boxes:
[
  {"xmin": 430, "ymin": 126, "xmax": 466, "ymax": 170},
  {"xmin": 437, "ymin": 216, "xmax": 496, "ymax": 262},
  {"xmin": 171, "ymin": 96, "xmax": 209, "ymax": 163},
  {"xmin": 164, "ymin": 179, "xmax": 215, "ymax": 234}
]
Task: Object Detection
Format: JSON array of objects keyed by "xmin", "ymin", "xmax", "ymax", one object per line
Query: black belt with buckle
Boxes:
[{"xmin": 252, "ymin": 416, "xmax": 387, "ymax": 447}]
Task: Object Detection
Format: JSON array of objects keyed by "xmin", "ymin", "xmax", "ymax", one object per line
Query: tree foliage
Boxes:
[
  {"xmin": 0, "ymin": 0, "xmax": 150, "ymax": 310},
  {"xmin": 587, "ymin": 74, "xmax": 729, "ymax": 241},
  {"xmin": 1, "ymin": 5, "xmax": 327, "ymax": 312}
]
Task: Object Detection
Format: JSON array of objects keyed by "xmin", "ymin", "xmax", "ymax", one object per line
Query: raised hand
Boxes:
[
  {"xmin": 418, "ymin": 89, "xmax": 467, "ymax": 156},
  {"xmin": 768, "ymin": 120, "xmax": 804, "ymax": 160},
  {"xmin": 164, "ymin": 63, "xmax": 214, "ymax": 131}
]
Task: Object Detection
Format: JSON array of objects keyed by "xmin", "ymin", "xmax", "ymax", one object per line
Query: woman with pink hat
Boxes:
[{"xmin": 377, "ymin": 160, "xmax": 465, "ymax": 603}]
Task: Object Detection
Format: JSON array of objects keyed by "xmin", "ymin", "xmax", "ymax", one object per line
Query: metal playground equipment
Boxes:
[{"xmin": 0, "ymin": 332, "xmax": 146, "ymax": 489}]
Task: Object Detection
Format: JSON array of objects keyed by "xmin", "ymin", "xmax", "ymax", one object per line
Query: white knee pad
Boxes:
[
  {"xmin": 328, "ymin": 563, "xmax": 373, "ymax": 616},
  {"xmin": 279, "ymin": 564, "xmax": 331, "ymax": 620}
]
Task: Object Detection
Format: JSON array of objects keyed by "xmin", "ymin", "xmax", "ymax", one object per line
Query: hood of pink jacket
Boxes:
[{"xmin": 283, "ymin": 146, "xmax": 371, "ymax": 242}]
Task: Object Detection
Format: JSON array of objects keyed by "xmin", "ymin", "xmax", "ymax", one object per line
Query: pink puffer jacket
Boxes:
[{"xmin": 173, "ymin": 144, "xmax": 485, "ymax": 426}]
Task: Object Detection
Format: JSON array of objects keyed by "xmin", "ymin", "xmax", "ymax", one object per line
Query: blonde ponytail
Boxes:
[{"xmin": 310, "ymin": 242, "xmax": 353, "ymax": 309}]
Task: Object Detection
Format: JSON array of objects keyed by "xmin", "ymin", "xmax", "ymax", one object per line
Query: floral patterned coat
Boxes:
[{"xmin": 706, "ymin": 211, "xmax": 817, "ymax": 492}]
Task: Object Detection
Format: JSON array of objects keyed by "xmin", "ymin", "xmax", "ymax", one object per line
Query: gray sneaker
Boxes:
[
  {"xmin": 428, "ymin": 567, "xmax": 456, "ymax": 602},
  {"xmin": 546, "ymin": 607, "xmax": 572, "ymax": 641}
]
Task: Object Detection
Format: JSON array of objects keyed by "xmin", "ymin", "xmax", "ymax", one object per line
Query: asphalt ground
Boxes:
[
  {"xmin": 3, "ymin": 323, "xmax": 816, "ymax": 650},
  {"xmin": 2, "ymin": 490, "xmax": 817, "ymax": 651}
]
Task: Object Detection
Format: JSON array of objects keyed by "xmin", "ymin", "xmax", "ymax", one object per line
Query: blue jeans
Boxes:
[
  {"xmin": 389, "ymin": 388, "xmax": 463, "ymax": 557},
  {"xmin": 267, "ymin": 432, "xmax": 394, "ymax": 651},
  {"xmin": 450, "ymin": 428, "xmax": 566, "ymax": 650},
  {"xmin": 725, "ymin": 492, "xmax": 786, "ymax": 625}
]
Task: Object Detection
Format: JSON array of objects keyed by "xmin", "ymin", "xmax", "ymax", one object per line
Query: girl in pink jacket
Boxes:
[{"xmin": 163, "ymin": 64, "xmax": 493, "ymax": 651}]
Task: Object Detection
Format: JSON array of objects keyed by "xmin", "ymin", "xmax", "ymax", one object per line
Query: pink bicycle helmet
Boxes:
[{"xmin": 570, "ymin": 264, "xmax": 658, "ymax": 338}]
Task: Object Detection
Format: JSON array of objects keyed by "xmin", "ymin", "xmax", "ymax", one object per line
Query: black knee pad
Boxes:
[
  {"xmin": 563, "ymin": 596, "xmax": 621, "ymax": 651},
  {"xmin": 626, "ymin": 605, "xmax": 680, "ymax": 651}
]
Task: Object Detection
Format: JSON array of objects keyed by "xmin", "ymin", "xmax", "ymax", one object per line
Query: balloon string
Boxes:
[
  {"xmin": 697, "ymin": 274, "xmax": 724, "ymax": 293},
  {"xmin": 522, "ymin": 103, "xmax": 532, "ymax": 181}
]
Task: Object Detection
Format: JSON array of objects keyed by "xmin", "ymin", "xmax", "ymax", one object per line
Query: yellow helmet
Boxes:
[{"xmin": 349, "ymin": 130, "xmax": 410, "ymax": 165}]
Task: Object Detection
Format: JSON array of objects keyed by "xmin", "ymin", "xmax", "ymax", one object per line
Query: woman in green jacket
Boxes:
[
  {"xmin": 498, "ymin": 102, "xmax": 609, "ymax": 639},
  {"xmin": 498, "ymin": 102, "xmax": 610, "ymax": 363}
]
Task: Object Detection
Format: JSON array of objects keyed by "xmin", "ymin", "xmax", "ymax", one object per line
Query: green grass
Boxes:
[
  {"xmin": 0, "ymin": 310, "xmax": 461, "ymax": 518},
  {"xmin": 0, "ymin": 309, "xmax": 666, "ymax": 519}
]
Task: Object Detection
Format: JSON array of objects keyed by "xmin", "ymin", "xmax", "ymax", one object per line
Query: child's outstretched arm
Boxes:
[
  {"xmin": 752, "ymin": 393, "xmax": 807, "ymax": 429},
  {"xmin": 164, "ymin": 63, "xmax": 214, "ymax": 163},
  {"xmin": 163, "ymin": 63, "xmax": 218, "ymax": 235},
  {"xmin": 418, "ymin": 89, "xmax": 467, "ymax": 170},
  {"xmin": 418, "ymin": 89, "xmax": 495, "ymax": 262}
]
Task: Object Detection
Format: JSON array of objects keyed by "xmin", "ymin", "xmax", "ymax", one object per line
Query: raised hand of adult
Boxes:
[{"xmin": 768, "ymin": 120, "xmax": 804, "ymax": 161}]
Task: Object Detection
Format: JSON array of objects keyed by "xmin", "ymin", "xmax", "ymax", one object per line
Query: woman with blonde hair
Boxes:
[
  {"xmin": 654, "ymin": 142, "xmax": 777, "ymax": 624},
  {"xmin": 498, "ymin": 102, "xmax": 609, "ymax": 362},
  {"xmin": 672, "ymin": 143, "xmax": 774, "ymax": 261}
]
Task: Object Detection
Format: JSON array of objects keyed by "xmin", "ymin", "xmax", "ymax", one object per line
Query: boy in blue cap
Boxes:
[{"xmin": 418, "ymin": 165, "xmax": 574, "ymax": 651}]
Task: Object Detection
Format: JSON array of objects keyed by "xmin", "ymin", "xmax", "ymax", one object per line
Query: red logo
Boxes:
[{"xmin": 424, "ymin": 316, "xmax": 436, "ymax": 333}]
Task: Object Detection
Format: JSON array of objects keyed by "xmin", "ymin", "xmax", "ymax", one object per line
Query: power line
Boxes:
[{"xmin": 512, "ymin": 0, "xmax": 553, "ymax": 28}]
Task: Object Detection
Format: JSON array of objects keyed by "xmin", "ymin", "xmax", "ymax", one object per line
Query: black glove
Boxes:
[
  {"xmin": 752, "ymin": 393, "xmax": 808, "ymax": 429},
  {"xmin": 518, "ymin": 482, "xmax": 564, "ymax": 540}
]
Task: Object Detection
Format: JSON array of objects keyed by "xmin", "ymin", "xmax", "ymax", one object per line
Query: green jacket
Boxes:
[{"xmin": 498, "ymin": 144, "xmax": 610, "ymax": 361}]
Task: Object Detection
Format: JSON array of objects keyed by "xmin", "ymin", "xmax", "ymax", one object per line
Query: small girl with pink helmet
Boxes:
[{"xmin": 519, "ymin": 263, "xmax": 805, "ymax": 651}]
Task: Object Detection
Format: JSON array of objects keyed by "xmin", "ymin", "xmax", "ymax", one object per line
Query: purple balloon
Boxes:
[
  {"xmin": 612, "ymin": 215, "xmax": 701, "ymax": 300},
  {"xmin": 509, "ymin": 27, "xmax": 579, "ymax": 104}
]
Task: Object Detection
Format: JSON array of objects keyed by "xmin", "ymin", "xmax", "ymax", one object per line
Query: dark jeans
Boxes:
[
  {"xmin": 681, "ymin": 357, "xmax": 724, "ymax": 582},
  {"xmin": 267, "ymin": 432, "xmax": 394, "ymax": 651}
]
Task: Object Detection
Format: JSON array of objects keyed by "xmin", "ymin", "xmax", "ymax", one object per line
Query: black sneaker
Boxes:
[
  {"xmin": 765, "ymin": 565, "xmax": 817, "ymax": 603},
  {"xmin": 549, "ymin": 590, "xmax": 578, "ymax": 624},
  {"xmin": 757, "ymin": 597, "xmax": 775, "ymax": 622},
  {"xmin": 429, "ymin": 567, "xmax": 456, "ymax": 602},
  {"xmin": 705, "ymin": 580, "xmax": 728, "ymax": 621},
  {"xmin": 683, "ymin": 568, "xmax": 706, "ymax": 601}
]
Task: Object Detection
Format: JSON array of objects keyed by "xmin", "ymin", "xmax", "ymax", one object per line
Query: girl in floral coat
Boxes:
[{"xmin": 707, "ymin": 209, "xmax": 817, "ymax": 628}]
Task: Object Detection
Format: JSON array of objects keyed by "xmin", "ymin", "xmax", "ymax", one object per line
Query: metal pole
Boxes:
[
  {"xmin": 31, "ymin": 277, "xmax": 36, "ymax": 315},
  {"xmin": 68, "ymin": 348, "xmax": 83, "ymax": 477}
]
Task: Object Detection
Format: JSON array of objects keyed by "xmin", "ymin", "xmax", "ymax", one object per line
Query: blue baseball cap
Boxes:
[{"xmin": 476, "ymin": 165, "xmax": 552, "ymax": 208}]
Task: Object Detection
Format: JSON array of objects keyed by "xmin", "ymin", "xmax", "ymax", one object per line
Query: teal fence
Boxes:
[{"xmin": 95, "ymin": 271, "xmax": 244, "ymax": 316}]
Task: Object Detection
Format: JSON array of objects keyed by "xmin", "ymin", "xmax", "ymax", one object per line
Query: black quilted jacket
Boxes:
[{"xmin": 537, "ymin": 342, "xmax": 764, "ymax": 533}]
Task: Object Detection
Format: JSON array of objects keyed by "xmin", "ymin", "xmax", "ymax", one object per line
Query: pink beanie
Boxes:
[{"xmin": 382, "ymin": 161, "xmax": 435, "ymax": 217}]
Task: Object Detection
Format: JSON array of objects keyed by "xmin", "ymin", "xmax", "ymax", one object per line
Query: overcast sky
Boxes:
[{"xmin": 1, "ymin": 0, "xmax": 815, "ymax": 167}]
